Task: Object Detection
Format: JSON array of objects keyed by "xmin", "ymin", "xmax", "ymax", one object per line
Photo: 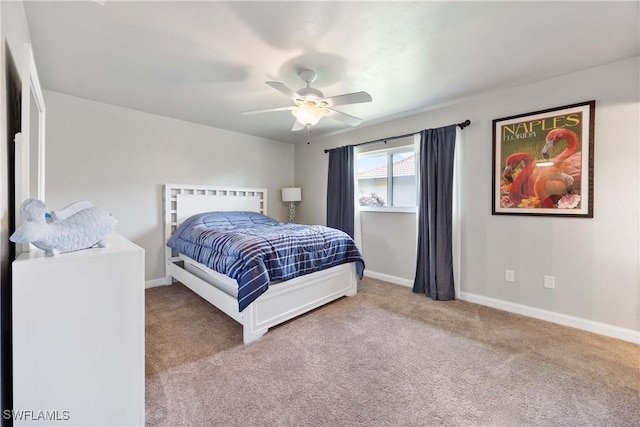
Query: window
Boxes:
[{"xmin": 357, "ymin": 144, "xmax": 416, "ymax": 211}]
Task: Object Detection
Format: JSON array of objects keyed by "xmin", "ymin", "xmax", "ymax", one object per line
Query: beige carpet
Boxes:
[{"xmin": 145, "ymin": 277, "xmax": 640, "ymax": 426}]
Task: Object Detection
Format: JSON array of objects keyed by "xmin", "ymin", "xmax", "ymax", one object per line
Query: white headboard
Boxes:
[{"xmin": 164, "ymin": 184, "xmax": 267, "ymax": 284}]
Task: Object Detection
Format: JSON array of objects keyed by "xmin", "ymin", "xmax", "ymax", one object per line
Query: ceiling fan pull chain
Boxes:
[{"xmin": 307, "ymin": 127, "xmax": 313, "ymax": 144}]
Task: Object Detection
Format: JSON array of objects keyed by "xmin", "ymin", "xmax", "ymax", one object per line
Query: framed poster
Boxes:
[{"xmin": 492, "ymin": 101, "xmax": 595, "ymax": 217}]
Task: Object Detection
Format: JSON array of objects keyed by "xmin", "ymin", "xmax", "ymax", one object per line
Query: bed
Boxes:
[{"xmin": 164, "ymin": 183, "xmax": 364, "ymax": 344}]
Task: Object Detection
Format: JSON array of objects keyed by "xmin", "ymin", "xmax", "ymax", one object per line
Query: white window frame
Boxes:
[{"xmin": 357, "ymin": 145, "xmax": 417, "ymax": 213}]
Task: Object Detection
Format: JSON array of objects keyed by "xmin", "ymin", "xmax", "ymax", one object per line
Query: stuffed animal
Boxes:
[{"xmin": 10, "ymin": 199, "xmax": 118, "ymax": 256}]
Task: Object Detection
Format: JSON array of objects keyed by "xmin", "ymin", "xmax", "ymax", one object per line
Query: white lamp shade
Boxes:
[
  {"xmin": 281, "ymin": 187, "xmax": 302, "ymax": 202},
  {"xmin": 292, "ymin": 104, "xmax": 326, "ymax": 126}
]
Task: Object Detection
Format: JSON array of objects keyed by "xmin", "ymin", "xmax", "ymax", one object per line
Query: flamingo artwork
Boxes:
[
  {"xmin": 503, "ymin": 152, "xmax": 535, "ymax": 205},
  {"xmin": 532, "ymin": 170, "xmax": 575, "ymax": 208},
  {"xmin": 542, "ymin": 128, "xmax": 582, "ymax": 191},
  {"xmin": 502, "ymin": 152, "xmax": 575, "ymax": 208}
]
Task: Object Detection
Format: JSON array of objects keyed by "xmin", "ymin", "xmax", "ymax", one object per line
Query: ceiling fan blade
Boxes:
[
  {"xmin": 291, "ymin": 120, "xmax": 305, "ymax": 132},
  {"xmin": 266, "ymin": 81, "xmax": 302, "ymax": 101},
  {"xmin": 321, "ymin": 91, "xmax": 372, "ymax": 107},
  {"xmin": 242, "ymin": 106, "xmax": 295, "ymax": 115},
  {"xmin": 327, "ymin": 109, "xmax": 363, "ymax": 126}
]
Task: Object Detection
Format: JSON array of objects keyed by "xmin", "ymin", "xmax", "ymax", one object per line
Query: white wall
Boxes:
[
  {"xmin": 1, "ymin": 0, "xmax": 31, "ymax": 77},
  {"xmin": 45, "ymin": 91, "xmax": 295, "ymax": 282},
  {"xmin": 295, "ymin": 57, "xmax": 640, "ymax": 337}
]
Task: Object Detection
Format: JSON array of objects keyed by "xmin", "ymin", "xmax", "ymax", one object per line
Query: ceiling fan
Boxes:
[{"xmin": 242, "ymin": 70, "xmax": 372, "ymax": 131}]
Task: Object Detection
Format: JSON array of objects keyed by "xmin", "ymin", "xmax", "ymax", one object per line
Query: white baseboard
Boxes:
[
  {"xmin": 364, "ymin": 270, "xmax": 413, "ymax": 288},
  {"xmin": 145, "ymin": 278, "xmax": 167, "ymax": 289},
  {"xmin": 459, "ymin": 291, "xmax": 640, "ymax": 345}
]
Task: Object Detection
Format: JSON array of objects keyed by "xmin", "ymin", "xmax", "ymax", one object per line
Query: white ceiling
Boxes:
[{"xmin": 24, "ymin": 1, "xmax": 640, "ymax": 144}]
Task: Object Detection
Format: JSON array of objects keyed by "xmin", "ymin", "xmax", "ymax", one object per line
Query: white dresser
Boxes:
[{"xmin": 12, "ymin": 233, "xmax": 145, "ymax": 426}]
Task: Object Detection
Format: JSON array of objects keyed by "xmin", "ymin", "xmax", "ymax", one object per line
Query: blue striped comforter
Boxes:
[{"xmin": 167, "ymin": 211, "xmax": 365, "ymax": 312}]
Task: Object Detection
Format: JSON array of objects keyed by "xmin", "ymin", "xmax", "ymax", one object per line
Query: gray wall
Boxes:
[
  {"xmin": 294, "ymin": 56, "xmax": 640, "ymax": 333},
  {"xmin": 44, "ymin": 91, "xmax": 295, "ymax": 282},
  {"xmin": 360, "ymin": 211, "xmax": 416, "ymax": 281}
]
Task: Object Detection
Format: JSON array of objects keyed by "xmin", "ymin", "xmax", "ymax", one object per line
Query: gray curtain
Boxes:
[
  {"xmin": 413, "ymin": 125, "xmax": 457, "ymax": 300},
  {"xmin": 326, "ymin": 146, "xmax": 355, "ymax": 238}
]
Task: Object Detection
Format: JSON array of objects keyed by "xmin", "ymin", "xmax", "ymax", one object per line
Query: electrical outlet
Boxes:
[
  {"xmin": 505, "ymin": 270, "xmax": 515, "ymax": 282},
  {"xmin": 544, "ymin": 275, "xmax": 555, "ymax": 289}
]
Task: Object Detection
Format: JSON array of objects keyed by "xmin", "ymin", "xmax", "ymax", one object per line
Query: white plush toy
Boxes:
[{"xmin": 10, "ymin": 199, "xmax": 118, "ymax": 256}]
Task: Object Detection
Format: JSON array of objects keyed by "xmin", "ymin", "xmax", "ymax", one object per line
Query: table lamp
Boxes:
[{"xmin": 281, "ymin": 187, "xmax": 302, "ymax": 223}]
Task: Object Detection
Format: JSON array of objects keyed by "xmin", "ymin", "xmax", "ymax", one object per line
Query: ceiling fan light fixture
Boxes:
[
  {"xmin": 292, "ymin": 102, "xmax": 327, "ymax": 127},
  {"xmin": 247, "ymin": 70, "xmax": 372, "ymax": 131}
]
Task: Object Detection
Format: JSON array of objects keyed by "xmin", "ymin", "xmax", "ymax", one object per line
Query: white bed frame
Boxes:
[{"xmin": 164, "ymin": 184, "xmax": 358, "ymax": 344}]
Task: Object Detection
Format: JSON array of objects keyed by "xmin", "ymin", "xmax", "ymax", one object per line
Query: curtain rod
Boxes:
[{"xmin": 323, "ymin": 119, "xmax": 470, "ymax": 153}]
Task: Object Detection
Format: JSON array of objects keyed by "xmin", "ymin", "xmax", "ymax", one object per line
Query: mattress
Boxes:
[{"xmin": 167, "ymin": 211, "xmax": 365, "ymax": 311}]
